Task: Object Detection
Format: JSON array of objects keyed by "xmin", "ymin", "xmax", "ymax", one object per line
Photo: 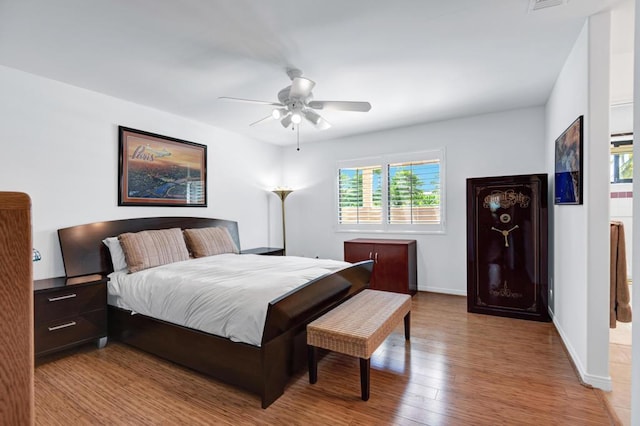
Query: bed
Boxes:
[{"xmin": 57, "ymin": 216, "xmax": 373, "ymax": 408}]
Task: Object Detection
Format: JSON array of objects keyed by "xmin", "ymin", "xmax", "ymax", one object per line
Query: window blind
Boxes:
[
  {"xmin": 337, "ymin": 165, "xmax": 382, "ymax": 224},
  {"xmin": 387, "ymin": 160, "xmax": 440, "ymax": 225}
]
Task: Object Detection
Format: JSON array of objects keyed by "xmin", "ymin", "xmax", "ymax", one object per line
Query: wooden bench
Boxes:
[{"xmin": 306, "ymin": 289, "xmax": 411, "ymax": 400}]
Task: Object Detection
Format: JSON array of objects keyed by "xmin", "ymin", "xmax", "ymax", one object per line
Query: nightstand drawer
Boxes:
[
  {"xmin": 35, "ymin": 309, "xmax": 107, "ymax": 356},
  {"xmin": 34, "ymin": 282, "xmax": 106, "ymax": 323}
]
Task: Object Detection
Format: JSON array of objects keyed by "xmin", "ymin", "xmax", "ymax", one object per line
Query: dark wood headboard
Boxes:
[{"xmin": 58, "ymin": 217, "xmax": 240, "ymax": 278}]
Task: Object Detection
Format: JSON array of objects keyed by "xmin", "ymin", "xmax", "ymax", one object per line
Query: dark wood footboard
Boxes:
[{"xmin": 260, "ymin": 260, "xmax": 373, "ymax": 406}]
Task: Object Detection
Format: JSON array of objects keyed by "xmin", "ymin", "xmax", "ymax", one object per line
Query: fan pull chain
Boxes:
[{"xmin": 297, "ymin": 124, "xmax": 300, "ymax": 151}]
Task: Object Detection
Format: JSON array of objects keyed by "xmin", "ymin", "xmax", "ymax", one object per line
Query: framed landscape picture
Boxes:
[
  {"xmin": 118, "ymin": 126, "xmax": 207, "ymax": 207},
  {"xmin": 554, "ymin": 116, "xmax": 583, "ymax": 205}
]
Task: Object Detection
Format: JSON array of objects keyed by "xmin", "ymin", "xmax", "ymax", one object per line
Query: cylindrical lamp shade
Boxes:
[{"xmin": 272, "ymin": 189, "xmax": 293, "ymax": 254}]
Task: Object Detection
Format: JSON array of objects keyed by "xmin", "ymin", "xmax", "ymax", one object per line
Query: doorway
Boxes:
[{"xmin": 606, "ymin": 2, "xmax": 634, "ymax": 423}]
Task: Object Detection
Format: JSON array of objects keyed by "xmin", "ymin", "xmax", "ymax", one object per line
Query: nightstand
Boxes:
[
  {"xmin": 33, "ymin": 275, "xmax": 108, "ymax": 358},
  {"xmin": 240, "ymin": 247, "xmax": 285, "ymax": 256}
]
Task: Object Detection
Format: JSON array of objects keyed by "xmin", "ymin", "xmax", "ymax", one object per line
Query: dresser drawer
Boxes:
[
  {"xmin": 34, "ymin": 282, "xmax": 106, "ymax": 323},
  {"xmin": 35, "ymin": 309, "xmax": 107, "ymax": 356}
]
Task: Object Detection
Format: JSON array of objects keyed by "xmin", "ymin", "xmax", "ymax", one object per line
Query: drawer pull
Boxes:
[
  {"xmin": 48, "ymin": 293, "xmax": 77, "ymax": 302},
  {"xmin": 48, "ymin": 321, "xmax": 77, "ymax": 331}
]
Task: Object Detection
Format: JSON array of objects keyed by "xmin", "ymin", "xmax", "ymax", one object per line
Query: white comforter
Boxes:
[{"xmin": 108, "ymin": 254, "xmax": 351, "ymax": 346}]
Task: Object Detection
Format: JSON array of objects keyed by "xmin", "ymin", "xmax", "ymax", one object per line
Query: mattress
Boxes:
[{"xmin": 107, "ymin": 253, "xmax": 350, "ymax": 346}]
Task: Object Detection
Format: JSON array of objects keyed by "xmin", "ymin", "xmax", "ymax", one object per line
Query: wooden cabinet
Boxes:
[
  {"xmin": 466, "ymin": 174, "xmax": 549, "ymax": 321},
  {"xmin": 344, "ymin": 239, "xmax": 417, "ymax": 295},
  {"xmin": 0, "ymin": 192, "xmax": 33, "ymax": 425},
  {"xmin": 34, "ymin": 275, "xmax": 108, "ymax": 357}
]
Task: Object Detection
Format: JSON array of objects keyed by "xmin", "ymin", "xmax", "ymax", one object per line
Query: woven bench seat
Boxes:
[{"xmin": 307, "ymin": 289, "xmax": 411, "ymax": 401}]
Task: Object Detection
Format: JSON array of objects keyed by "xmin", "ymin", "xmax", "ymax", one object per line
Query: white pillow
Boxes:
[{"xmin": 102, "ymin": 236, "xmax": 128, "ymax": 272}]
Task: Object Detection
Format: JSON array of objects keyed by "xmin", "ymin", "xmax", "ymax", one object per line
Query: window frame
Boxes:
[
  {"xmin": 335, "ymin": 156, "xmax": 384, "ymax": 232},
  {"xmin": 336, "ymin": 149, "xmax": 446, "ymax": 234},
  {"xmin": 610, "ymin": 133, "xmax": 633, "ymax": 184}
]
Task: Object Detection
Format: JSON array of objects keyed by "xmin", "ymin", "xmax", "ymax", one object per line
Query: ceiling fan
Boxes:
[{"xmin": 219, "ymin": 68, "xmax": 371, "ymax": 130}]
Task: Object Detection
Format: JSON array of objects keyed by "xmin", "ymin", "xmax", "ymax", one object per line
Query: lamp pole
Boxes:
[{"xmin": 272, "ymin": 189, "xmax": 293, "ymax": 255}]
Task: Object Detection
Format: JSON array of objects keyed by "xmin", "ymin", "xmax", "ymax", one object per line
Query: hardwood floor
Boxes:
[
  {"xmin": 605, "ymin": 284, "xmax": 633, "ymax": 426},
  {"xmin": 605, "ymin": 342, "xmax": 632, "ymax": 426},
  {"xmin": 35, "ymin": 292, "xmax": 614, "ymax": 425}
]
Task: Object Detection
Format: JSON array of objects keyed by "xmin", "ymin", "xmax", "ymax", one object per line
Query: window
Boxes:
[
  {"xmin": 337, "ymin": 161, "xmax": 382, "ymax": 225},
  {"xmin": 337, "ymin": 149, "xmax": 445, "ymax": 233},
  {"xmin": 610, "ymin": 133, "xmax": 633, "ymax": 184},
  {"xmin": 388, "ymin": 160, "xmax": 441, "ymax": 225}
]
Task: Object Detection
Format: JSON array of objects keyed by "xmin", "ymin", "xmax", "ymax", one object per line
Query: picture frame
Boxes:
[
  {"xmin": 554, "ymin": 116, "xmax": 583, "ymax": 205},
  {"xmin": 118, "ymin": 126, "xmax": 207, "ymax": 207}
]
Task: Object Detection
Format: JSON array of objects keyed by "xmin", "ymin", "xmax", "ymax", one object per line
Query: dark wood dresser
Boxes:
[
  {"xmin": 34, "ymin": 275, "xmax": 108, "ymax": 357},
  {"xmin": 344, "ymin": 238, "xmax": 417, "ymax": 295}
]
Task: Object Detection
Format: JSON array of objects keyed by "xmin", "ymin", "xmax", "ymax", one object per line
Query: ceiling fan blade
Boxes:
[
  {"xmin": 218, "ymin": 96, "xmax": 283, "ymax": 106},
  {"xmin": 280, "ymin": 113, "xmax": 292, "ymax": 128},
  {"xmin": 308, "ymin": 100, "xmax": 371, "ymax": 112},
  {"xmin": 289, "ymin": 77, "xmax": 315, "ymax": 99},
  {"xmin": 249, "ymin": 115, "xmax": 273, "ymax": 126},
  {"xmin": 302, "ymin": 109, "xmax": 331, "ymax": 130}
]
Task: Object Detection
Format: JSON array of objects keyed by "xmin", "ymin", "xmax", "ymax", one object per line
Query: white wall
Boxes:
[
  {"xmin": 281, "ymin": 107, "xmax": 546, "ymax": 295},
  {"xmin": 545, "ymin": 15, "xmax": 611, "ymax": 390},
  {"xmin": 0, "ymin": 65, "xmax": 282, "ymax": 280},
  {"xmin": 610, "ymin": 104, "xmax": 634, "ymax": 280},
  {"xmin": 611, "ymin": 103, "xmax": 634, "ymax": 132},
  {"xmin": 611, "ymin": 1, "xmax": 635, "ymax": 106},
  {"xmin": 631, "ymin": 0, "xmax": 639, "ymax": 421}
]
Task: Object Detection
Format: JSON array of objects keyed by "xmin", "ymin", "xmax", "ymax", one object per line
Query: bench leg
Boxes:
[
  {"xmin": 308, "ymin": 345, "xmax": 318, "ymax": 384},
  {"xmin": 404, "ymin": 312, "xmax": 411, "ymax": 340},
  {"xmin": 360, "ymin": 358, "xmax": 370, "ymax": 401}
]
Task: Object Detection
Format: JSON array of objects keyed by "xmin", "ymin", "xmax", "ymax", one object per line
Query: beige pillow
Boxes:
[
  {"xmin": 183, "ymin": 226, "xmax": 239, "ymax": 258},
  {"xmin": 118, "ymin": 228, "xmax": 190, "ymax": 273}
]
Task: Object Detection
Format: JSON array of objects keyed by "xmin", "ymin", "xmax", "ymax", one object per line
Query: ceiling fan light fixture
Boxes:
[
  {"xmin": 220, "ymin": 69, "xmax": 370, "ymax": 131},
  {"xmin": 281, "ymin": 114, "xmax": 292, "ymax": 128},
  {"xmin": 302, "ymin": 109, "xmax": 331, "ymax": 130},
  {"xmin": 272, "ymin": 108, "xmax": 285, "ymax": 119}
]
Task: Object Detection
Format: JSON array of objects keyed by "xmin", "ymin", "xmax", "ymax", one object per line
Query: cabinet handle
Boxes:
[
  {"xmin": 48, "ymin": 321, "xmax": 77, "ymax": 331},
  {"xmin": 375, "ymin": 253, "xmax": 379, "ymax": 263},
  {"xmin": 369, "ymin": 252, "xmax": 373, "ymax": 260},
  {"xmin": 48, "ymin": 293, "xmax": 76, "ymax": 302}
]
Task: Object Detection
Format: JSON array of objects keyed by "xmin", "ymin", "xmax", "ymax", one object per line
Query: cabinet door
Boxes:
[
  {"xmin": 467, "ymin": 174, "xmax": 548, "ymax": 321},
  {"xmin": 344, "ymin": 242, "xmax": 375, "ymax": 263},
  {"xmin": 344, "ymin": 242, "xmax": 376, "ymax": 288},
  {"xmin": 373, "ymin": 244, "xmax": 409, "ymax": 293}
]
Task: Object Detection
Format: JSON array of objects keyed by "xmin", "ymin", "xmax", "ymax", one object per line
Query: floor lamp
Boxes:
[{"xmin": 272, "ymin": 189, "xmax": 293, "ymax": 255}]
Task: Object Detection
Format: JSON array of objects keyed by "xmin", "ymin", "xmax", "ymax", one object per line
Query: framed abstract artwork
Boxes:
[
  {"xmin": 554, "ymin": 116, "xmax": 583, "ymax": 205},
  {"xmin": 118, "ymin": 126, "xmax": 207, "ymax": 206}
]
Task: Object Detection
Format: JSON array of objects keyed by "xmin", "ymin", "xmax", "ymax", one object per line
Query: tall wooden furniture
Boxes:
[
  {"xmin": 344, "ymin": 239, "xmax": 417, "ymax": 295},
  {"xmin": 0, "ymin": 192, "xmax": 33, "ymax": 424},
  {"xmin": 466, "ymin": 174, "xmax": 549, "ymax": 321}
]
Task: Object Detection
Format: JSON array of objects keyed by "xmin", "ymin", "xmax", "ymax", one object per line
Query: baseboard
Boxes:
[
  {"xmin": 421, "ymin": 285, "xmax": 466, "ymax": 296},
  {"xmin": 552, "ymin": 316, "xmax": 612, "ymax": 391}
]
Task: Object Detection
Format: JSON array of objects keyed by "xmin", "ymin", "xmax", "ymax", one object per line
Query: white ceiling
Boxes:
[{"xmin": 0, "ymin": 0, "xmax": 630, "ymax": 146}]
